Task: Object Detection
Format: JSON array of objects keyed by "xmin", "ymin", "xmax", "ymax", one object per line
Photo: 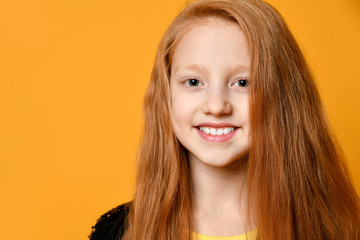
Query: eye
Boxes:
[
  {"xmin": 233, "ymin": 79, "xmax": 249, "ymax": 87},
  {"xmin": 185, "ymin": 79, "xmax": 203, "ymax": 87}
]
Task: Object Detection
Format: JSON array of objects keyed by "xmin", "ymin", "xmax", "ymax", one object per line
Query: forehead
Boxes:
[
  {"xmin": 173, "ymin": 16, "xmax": 242, "ymax": 48},
  {"xmin": 170, "ymin": 17, "xmax": 240, "ymax": 51},
  {"xmin": 170, "ymin": 19, "xmax": 250, "ymax": 73}
]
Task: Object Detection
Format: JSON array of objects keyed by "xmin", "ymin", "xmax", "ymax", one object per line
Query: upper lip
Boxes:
[{"xmin": 196, "ymin": 122, "xmax": 239, "ymax": 128}]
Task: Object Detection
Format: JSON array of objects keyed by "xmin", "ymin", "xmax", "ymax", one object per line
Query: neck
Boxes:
[
  {"xmin": 190, "ymin": 153, "xmax": 248, "ymax": 209},
  {"xmin": 189, "ymin": 154, "xmax": 251, "ymax": 235}
]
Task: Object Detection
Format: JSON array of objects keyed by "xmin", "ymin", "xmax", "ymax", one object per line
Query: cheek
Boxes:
[
  {"xmin": 239, "ymin": 95, "xmax": 249, "ymax": 117},
  {"xmin": 171, "ymin": 102, "xmax": 190, "ymax": 131},
  {"xmin": 170, "ymin": 105, "xmax": 191, "ymax": 147},
  {"xmin": 232, "ymin": 94, "xmax": 249, "ymax": 119},
  {"xmin": 170, "ymin": 90, "xmax": 193, "ymax": 129}
]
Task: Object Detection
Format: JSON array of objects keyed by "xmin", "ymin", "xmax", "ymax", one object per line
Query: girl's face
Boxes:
[{"xmin": 170, "ymin": 19, "xmax": 250, "ymax": 167}]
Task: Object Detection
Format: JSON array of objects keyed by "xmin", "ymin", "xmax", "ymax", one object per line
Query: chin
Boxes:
[{"xmin": 196, "ymin": 151, "xmax": 249, "ymax": 169}]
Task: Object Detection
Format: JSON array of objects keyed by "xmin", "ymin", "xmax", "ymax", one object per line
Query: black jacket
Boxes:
[{"xmin": 89, "ymin": 202, "xmax": 130, "ymax": 240}]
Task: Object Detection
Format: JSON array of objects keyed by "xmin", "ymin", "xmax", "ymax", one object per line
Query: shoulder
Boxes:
[{"xmin": 89, "ymin": 202, "xmax": 131, "ymax": 240}]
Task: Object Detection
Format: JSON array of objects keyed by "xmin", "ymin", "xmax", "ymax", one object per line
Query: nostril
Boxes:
[{"xmin": 203, "ymin": 95, "xmax": 232, "ymax": 116}]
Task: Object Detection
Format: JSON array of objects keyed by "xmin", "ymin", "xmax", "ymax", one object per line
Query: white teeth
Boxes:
[
  {"xmin": 205, "ymin": 127, "xmax": 210, "ymax": 134},
  {"xmin": 199, "ymin": 127, "xmax": 236, "ymax": 136}
]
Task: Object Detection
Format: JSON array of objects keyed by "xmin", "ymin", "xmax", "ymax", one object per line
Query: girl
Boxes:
[{"xmin": 89, "ymin": 0, "xmax": 360, "ymax": 239}]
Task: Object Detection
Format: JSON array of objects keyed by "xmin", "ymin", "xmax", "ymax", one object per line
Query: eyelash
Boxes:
[
  {"xmin": 232, "ymin": 79, "xmax": 250, "ymax": 87},
  {"xmin": 184, "ymin": 79, "xmax": 249, "ymax": 87},
  {"xmin": 185, "ymin": 79, "xmax": 203, "ymax": 87}
]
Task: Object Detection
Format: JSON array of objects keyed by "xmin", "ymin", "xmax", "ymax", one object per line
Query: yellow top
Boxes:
[{"xmin": 192, "ymin": 229, "xmax": 257, "ymax": 240}]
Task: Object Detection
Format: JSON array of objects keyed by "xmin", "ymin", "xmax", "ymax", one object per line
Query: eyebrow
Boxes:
[
  {"xmin": 227, "ymin": 64, "xmax": 250, "ymax": 76},
  {"xmin": 173, "ymin": 64, "xmax": 209, "ymax": 76},
  {"xmin": 173, "ymin": 63, "xmax": 250, "ymax": 76}
]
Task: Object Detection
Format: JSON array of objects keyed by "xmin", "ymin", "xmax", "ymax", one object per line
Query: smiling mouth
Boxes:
[{"xmin": 196, "ymin": 126, "xmax": 238, "ymax": 136}]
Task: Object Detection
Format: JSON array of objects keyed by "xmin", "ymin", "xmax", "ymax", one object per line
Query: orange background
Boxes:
[{"xmin": 0, "ymin": 0, "xmax": 359, "ymax": 239}]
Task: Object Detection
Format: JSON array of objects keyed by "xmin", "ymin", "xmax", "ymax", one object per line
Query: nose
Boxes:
[{"xmin": 202, "ymin": 89, "xmax": 232, "ymax": 116}]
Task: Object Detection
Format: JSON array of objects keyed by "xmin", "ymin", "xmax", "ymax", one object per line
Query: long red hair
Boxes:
[{"xmin": 122, "ymin": 0, "xmax": 360, "ymax": 239}]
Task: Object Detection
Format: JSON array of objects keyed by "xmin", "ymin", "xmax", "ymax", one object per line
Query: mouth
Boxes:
[
  {"xmin": 196, "ymin": 126, "xmax": 238, "ymax": 136},
  {"xmin": 194, "ymin": 123, "xmax": 240, "ymax": 142}
]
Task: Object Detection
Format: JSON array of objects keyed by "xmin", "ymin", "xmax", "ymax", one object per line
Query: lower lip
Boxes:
[{"xmin": 195, "ymin": 127, "xmax": 239, "ymax": 143}]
